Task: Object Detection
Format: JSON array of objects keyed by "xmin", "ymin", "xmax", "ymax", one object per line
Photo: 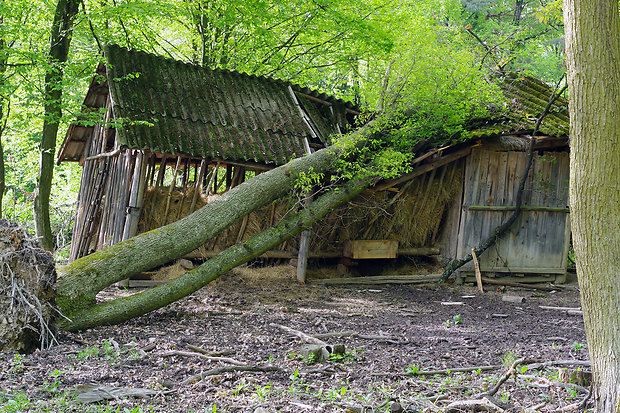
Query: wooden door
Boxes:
[{"xmin": 457, "ymin": 147, "xmax": 570, "ymax": 275}]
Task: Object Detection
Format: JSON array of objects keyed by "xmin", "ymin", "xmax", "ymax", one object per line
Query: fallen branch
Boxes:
[
  {"xmin": 524, "ymin": 360, "xmax": 590, "ymax": 370},
  {"xmin": 484, "ymin": 358, "xmax": 527, "ymax": 397},
  {"xmin": 480, "ymin": 278, "xmax": 558, "ymax": 292},
  {"xmin": 445, "ymin": 397, "xmax": 505, "ymax": 413},
  {"xmin": 539, "ymin": 306, "xmax": 582, "ymax": 315},
  {"xmin": 160, "ymin": 350, "xmax": 247, "ymax": 366},
  {"xmin": 518, "ymin": 374, "xmax": 589, "ymax": 394},
  {"xmin": 545, "ymin": 385, "xmax": 593, "ymax": 413},
  {"xmin": 180, "ymin": 365, "xmax": 284, "ymax": 385},
  {"xmin": 370, "ymin": 364, "xmax": 501, "ymax": 377},
  {"xmin": 271, "ymin": 323, "xmax": 326, "ymax": 345},
  {"xmin": 186, "ymin": 344, "xmax": 235, "ymax": 357}
]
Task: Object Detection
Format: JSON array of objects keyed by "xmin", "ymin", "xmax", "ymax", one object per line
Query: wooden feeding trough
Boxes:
[{"xmin": 343, "ymin": 240, "xmax": 399, "ymax": 259}]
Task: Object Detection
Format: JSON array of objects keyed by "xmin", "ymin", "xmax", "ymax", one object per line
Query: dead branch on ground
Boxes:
[
  {"xmin": 180, "ymin": 365, "xmax": 284, "ymax": 386},
  {"xmin": 160, "ymin": 350, "xmax": 247, "ymax": 366}
]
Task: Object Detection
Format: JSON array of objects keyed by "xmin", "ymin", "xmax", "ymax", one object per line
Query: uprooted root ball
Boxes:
[{"xmin": 0, "ymin": 220, "xmax": 57, "ymax": 353}]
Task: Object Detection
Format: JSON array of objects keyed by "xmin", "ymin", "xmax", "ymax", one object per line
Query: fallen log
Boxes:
[
  {"xmin": 180, "ymin": 365, "xmax": 284, "ymax": 386},
  {"xmin": 59, "ymin": 176, "xmax": 372, "ymax": 331},
  {"xmin": 313, "ymin": 274, "xmax": 442, "ymax": 285}
]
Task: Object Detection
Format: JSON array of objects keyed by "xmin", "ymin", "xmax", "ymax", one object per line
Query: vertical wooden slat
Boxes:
[
  {"xmin": 163, "ymin": 156, "xmax": 182, "ymax": 222},
  {"xmin": 190, "ymin": 159, "xmax": 207, "ymax": 212},
  {"xmin": 123, "ymin": 151, "xmax": 149, "ymax": 240}
]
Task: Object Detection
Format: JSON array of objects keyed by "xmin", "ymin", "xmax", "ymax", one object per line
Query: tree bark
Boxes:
[
  {"xmin": 55, "ymin": 122, "xmax": 378, "ymax": 317},
  {"xmin": 563, "ymin": 0, "xmax": 620, "ymax": 411},
  {"xmin": 33, "ymin": 0, "xmax": 80, "ymax": 251},
  {"xmin": 0, "ymin": 20, "xmax": 7, "ymax": 215},
  {"xmin": 59, "ymin": 176, "xmax": 372, "ymax": 331}
]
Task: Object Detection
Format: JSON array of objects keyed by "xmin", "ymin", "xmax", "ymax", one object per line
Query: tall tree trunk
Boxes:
[
  {"xmin": 55, "ymin": 122, "xmax": 378, "ymax": 318},
  {"xmin": 0, "ymin": 19, "xmax": 7, "ymax": 215},
  {"xmin": 33, "ymin": 0, "xmax": 80, "ymax": 251},
  {"xmin": 563, "ymin": 0, "xmax": 620, "ymax": 411},
  {"xmin": 59, "ymin": 176, "xmax": 372, "ymax": 331}
]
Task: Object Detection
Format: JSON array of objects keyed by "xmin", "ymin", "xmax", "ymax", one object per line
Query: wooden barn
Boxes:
[
  {"xmin": 59, "ymin": 46, "xmax": 570, "ymax": 284},
  {"xmin": 58, "ymin": 45, "xmax": 358, "ymax": 262}
]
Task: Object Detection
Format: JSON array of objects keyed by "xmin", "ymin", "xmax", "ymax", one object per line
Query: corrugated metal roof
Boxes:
[{"xmin": 59, "ymin": 45, "xmax": 354, "ymax": 165}]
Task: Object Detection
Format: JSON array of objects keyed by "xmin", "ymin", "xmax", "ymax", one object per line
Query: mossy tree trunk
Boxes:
[
  {"xmin": 59, "ymin": 176, "xmax": 372, "ymax": 331},
  {"xmin": 33, "ymin": 0, "xmax": 80, "ymax": 251},
  {"xmin": 564, "ymin": 0, "xmax": 620, "ymax": 411},
  {"xmin": 55, "ymin": 122, "xmax": 378, "ymax": 320}
]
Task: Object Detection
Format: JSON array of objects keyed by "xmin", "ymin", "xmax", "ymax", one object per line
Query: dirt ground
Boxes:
[{"xmin": 0, "ymin": 264, "xmax": 590, "ymax": 412}]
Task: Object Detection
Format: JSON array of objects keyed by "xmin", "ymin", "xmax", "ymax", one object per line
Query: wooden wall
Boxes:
[{"xmin": 456, "ymin": 146, "xmax": 570, "ymax": 277}]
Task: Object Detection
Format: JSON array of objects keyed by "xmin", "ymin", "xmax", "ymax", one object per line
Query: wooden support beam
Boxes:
[
  {"xmin": 373, "ymin": 146, "xmax": 472, "ymax": 191},
  {"xmin": 468, "ymin": 205, "xmax": 569, "ymax": 212}
]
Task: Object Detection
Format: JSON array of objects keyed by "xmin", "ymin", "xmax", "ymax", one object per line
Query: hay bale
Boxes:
[
  {"xmin": 309, "ymin": 164, "xmax": 464, "ymax": 251},
  {"xmin": 151, "ymin": 259, "xmax": 195, "ymax": 281},
  {"xmin": 0, "ymin": 220, "xmax": 57, "ymax": 353}
]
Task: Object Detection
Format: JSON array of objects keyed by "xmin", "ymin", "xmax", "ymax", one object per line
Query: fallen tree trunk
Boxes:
[
  {"xmin": 59, "ymin": 176, "xmax": 372, "ymax": 331},
  {"xmin": 55, "ymin": 122, "xmax": 378, "ymax": 318}
]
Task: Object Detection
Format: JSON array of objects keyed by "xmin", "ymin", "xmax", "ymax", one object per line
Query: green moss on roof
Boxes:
[{"xmin": 103, "ymin": 44, "xmax": 350, "ymax": 165}]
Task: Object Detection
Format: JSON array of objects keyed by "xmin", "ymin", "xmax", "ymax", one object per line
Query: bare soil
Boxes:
[{"xmin": 0, "ymin": 265, "xmax": 589, "ymax": 412}]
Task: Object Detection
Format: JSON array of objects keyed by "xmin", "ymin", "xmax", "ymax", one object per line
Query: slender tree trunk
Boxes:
[
  {"xmin": 0, "ymin": 20, "xmax": 7, "ymax": 215},
  {"xmin": 59, "ymin": 176, "xmax": 372, "ymax": 331},
  {"xmin": 55, "ymin": 122, "xmax": 378, "ymax": 318},
  {"xmin": 33, "ymin": 0, "xmax": 80, "ymax": 251},
  {"xmin": 563, "ymin": 0, "xmax": 620, "ymax": 411}
]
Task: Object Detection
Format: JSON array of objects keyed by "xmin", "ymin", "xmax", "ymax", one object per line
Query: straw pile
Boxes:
[
  {"xmin": 310, "ymin": 163, "xmax": 464, "ymax": 251},
  {"xmin": 137, "ymin": 163, "xmax": 463, "ymax": 256}
]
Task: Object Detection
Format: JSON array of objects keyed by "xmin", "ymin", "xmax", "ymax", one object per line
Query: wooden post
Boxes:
[
  {"xmin": 472, "ymin": 248, "xmax": 484, "ymax": 293},
  {"xmin": 163, "ymin": 156, "xmax": 182, "ymax": 222},
  {"xmin": 122, "ymin": 151, "xmax": 148, "ymax": 240},
  {"xmin": 190, "ymin": 159, "xmax": 207, "ymax": 212}
]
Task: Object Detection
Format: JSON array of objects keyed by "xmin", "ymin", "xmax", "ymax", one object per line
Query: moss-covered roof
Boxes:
[
  {"xmin": 59, "ymin": 45, "xmax": 355, "ymax": 165},
  {"xmin": 469, "ymin": 73, "xmax": 569, "ymax": 139}
]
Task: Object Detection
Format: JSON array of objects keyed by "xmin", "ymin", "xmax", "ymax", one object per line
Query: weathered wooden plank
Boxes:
[
  {"xmin": 468, "ymin": 205, "xmax": 569, "ymax": 212},
  {"xmin": 343, "ymin": 240, "xmax": 398, "ymax": 259},
  {"xmin": 314, "ymin": 274, "xmax": 442, "ymax": 285}
]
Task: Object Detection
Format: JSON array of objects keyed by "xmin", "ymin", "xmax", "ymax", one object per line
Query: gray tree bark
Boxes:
[
  {"xmin": 55, "ymin": 122, "xmax": 378, "ymax": 318},
  {"xmin": 33, "ymin": 0, "xmax": 80, "ymax": 251},
  {"xmin": 59, "ymin": 175, "xmax": 372, "ymax": 331},
  {"xmin": 563, "ymin": 0, "xmax": 620, "ymax": 411}
]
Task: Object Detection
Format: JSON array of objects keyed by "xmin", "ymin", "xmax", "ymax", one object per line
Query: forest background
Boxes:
[{"xmin": 0, "ymin": 0, "xmax": 566, "ymax": 259}]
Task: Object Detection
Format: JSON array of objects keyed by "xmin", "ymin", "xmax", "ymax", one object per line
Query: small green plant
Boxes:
[
  {"xmin": 231, "ymin": 379, "xmax": 248, "ymax": 396},
  {"xmin": 1, "ymin": 392, "xmax": 32, "ymax": 412},
  {"xmin": 500, "ymin": 391, "xmax": 510, "ymax": 403},
  {"xmin": 304, "ymin": 352, "xmax": 318, "ymax": 365},
  {"xmin": 453, "ymin": 314, "xmax": 462, "ymax": 325},
  {"xmin": 444, "ymin": 320, "xmax": 451, "ymax": 328},
  {"xmin": 571, "ymin": 342, "xmax": 587, "ymax": 352},
  {"xmin": 406, "ymin": 364, "xmax": 420, "ymax": 375},
  {"xmin": 76, "ymin": 345, "xmax": 100, "ymax": 359},
  {"xmin": 10, "ymin": 354, "xmax": 25, "ymax": 374},
  {"xmin": 327, "ymin": 349, "xmax": 358, "ymax": 363},
  {"xmin": 253, "ymin": 383, "xmax": 272, "ymax": 401},
  {"xmin": 502, "ymin": 351, "xmax": 517, "ymax": 368},
  {"xmin": 41, "ymin": 369, "xmax": 67, "ymax": 394}
]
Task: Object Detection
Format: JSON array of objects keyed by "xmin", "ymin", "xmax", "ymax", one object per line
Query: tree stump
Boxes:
[{"xmin": 0, "ymin": 220, "xmax": 57, "ymax": 353}]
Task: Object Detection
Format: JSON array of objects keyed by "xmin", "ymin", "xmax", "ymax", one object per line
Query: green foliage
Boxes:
[
  {"xmin": 0, "ymin": 0, "xmax": 564, "ymax": 259},
  {"xmin": 461, "ymin": 0, "xmax": 565, "ymax": 81}
]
